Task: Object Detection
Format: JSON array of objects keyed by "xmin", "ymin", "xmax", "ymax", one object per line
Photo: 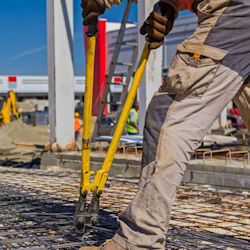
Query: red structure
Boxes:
[{"xmin": 84, "ymin": 19, "xmax": 107, "ymax": 116}]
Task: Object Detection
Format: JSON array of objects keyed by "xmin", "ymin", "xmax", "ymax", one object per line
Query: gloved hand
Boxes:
[
  {"xmin": 81, "ymin": 0, "xmax": 105, "ymax": 25},
  {"xmin": 140, "ymin": 1, "xmax": 176, "ymax": 49}
]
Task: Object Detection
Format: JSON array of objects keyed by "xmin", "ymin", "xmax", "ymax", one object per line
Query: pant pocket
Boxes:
[
  {"xmin": 136, "ymin": 160, "xmax": 158, "ymax": 206},
  {"xmin": 163, "ymin": 43, "xmax": 227, "ymax": 97}
]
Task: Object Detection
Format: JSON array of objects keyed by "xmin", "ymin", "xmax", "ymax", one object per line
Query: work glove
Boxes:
[
  {"xmin": 140, "ymin": 1, "xmax": 176, "ymax": 49},
  {"xmin": 81, "ymin": 0, "xmax": 105, "ymax": 25}
]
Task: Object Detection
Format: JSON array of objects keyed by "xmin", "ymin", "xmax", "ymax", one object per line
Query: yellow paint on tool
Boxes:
[
  {"xmin": 80, "ymin": 36, "xmax": 96, "ymax": 193},
  {"xmin": 92, "ymin": 42, "xmax": 151, "ymax": 194}
]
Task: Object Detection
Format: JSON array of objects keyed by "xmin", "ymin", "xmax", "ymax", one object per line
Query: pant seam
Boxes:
[{"xmin": 155, "ymin": 98, "xmax": 177, "ymax": 162}]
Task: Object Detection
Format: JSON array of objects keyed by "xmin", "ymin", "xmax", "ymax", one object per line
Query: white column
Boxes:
[
  {"xmin": 138, "ymin": 0, "xmax": 163, "ymax": 134},
  {"xmin": 46, "ymin": 0, "xmax": 75, "ymax": 148}
]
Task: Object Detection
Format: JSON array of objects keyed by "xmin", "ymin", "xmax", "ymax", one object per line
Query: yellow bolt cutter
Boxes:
[{"xmin": 74, "ymin": 21, "xmax": 151, "ymax": 232}]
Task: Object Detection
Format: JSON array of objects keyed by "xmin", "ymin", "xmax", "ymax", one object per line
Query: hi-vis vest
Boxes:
[{"xmin": 126, "ymin": 108, "xmax": 138, "ymax": 134}]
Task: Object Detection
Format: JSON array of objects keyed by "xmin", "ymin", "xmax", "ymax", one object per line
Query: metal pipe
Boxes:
[
  {"xmin": 92, "ymin": 42, "xmax": 151, "ymax": 193},
  {"xmin": 80, "ymin": 23, "xmax": 97, "ymax": 193}
]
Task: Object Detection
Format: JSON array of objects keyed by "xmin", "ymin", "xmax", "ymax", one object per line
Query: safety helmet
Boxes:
[{"xmin": 75, "ymin": 112, "xmax": 80, "ymax": 117}]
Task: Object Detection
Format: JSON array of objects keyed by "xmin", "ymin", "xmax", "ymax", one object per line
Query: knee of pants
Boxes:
[{"xmin": 157, "ymin": 128, "xmax": 200, "ymax": 167}]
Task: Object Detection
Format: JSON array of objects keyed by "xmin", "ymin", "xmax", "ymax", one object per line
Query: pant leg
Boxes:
[
  {"xmin": 233, "ymin": 82, "xmax": 250, "ymax": 132},
  {"xmin": 112, "ymin": 0, "xmax": 250, "ymax": 248},
  {"xmin": 75, "ymin": 131, "xmax": 80, "ymax": 141},
  {"xmin": 113, "ymin": 64, "xmax": 244, "ymax": 250}
]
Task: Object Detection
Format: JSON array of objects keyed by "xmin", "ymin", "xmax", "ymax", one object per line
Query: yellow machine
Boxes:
[
  {"xmin": 0, "ymin": 90, "xmax": 19, "ymax": 126},
  {"xmin": 74, "ymin": 20, "xmax": 151, "ymax": 232}
]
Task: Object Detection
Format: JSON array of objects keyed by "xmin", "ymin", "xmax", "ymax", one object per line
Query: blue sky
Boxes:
[
  {"xmin": 0, "ymin": 0, "xmax": 137, "ymax": 76},
  {"xmin": 0, "ymin": 1, "xmax": 189, "ymax": 76}
]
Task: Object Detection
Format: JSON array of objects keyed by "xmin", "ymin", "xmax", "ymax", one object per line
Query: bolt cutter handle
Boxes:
[
  {"xmin": 86, "ymin": 19, "xmax": 98, "ymax": 37},
  {"xmin": 74, "ymin": 20, "xmax": 98, "ymax": 232}
]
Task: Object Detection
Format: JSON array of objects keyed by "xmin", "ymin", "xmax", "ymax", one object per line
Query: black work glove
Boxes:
[
  {"xmin": 81, "ymin": 0, "xmax": 105, "ymax": 25},
  {"xmin": 140, "ymin": 1, "xmax": 176, "ymax": 49}
]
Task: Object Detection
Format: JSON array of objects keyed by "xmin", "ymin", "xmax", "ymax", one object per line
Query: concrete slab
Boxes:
[{"xmin": 41, "ymin": 152, "xmax": 250, "ymax": 189}]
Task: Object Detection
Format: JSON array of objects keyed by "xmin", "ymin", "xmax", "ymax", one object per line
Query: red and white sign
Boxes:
[
  {"xmin": 113, "ymin": 77, "xmax": 122, "ymax": 83},
  {"xmin": 8, "ymin": 76, "xmax": 17, "ymax": 82}
]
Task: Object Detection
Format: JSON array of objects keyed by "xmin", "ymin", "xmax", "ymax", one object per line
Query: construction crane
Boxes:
[{"xmin": 0, "ymin": 90, "xmax": 19, "ymax": 126}]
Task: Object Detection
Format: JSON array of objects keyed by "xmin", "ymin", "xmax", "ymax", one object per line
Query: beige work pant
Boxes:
[{"xmin": 113, "ymin": 0, "xmax": 250, "ymax": 249}]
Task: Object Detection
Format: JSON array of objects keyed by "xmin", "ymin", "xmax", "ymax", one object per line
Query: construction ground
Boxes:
[{"xmin": 0, "ymin": 120, "xmax": 249, "ymax": 249}]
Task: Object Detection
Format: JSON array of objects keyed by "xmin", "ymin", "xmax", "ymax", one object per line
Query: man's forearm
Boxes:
[{"xmin": 131, "ymin": 122, "xmax": 139, "ymax": 131}]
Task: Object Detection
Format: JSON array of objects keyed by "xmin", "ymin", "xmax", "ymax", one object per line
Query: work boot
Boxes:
[{"xmin": 79, "ymin": 239, "xmax": 125, "ymax": 250}]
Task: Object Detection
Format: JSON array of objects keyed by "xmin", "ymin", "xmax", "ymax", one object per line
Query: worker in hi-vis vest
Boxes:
[{"xmin": 125, "ymin": 102, "xmax": 139, "ymax": 135}]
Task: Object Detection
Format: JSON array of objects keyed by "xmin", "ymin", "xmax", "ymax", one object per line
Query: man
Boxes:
[
  {"xmin": 229, "ymin": 103, "xmax": 246, "ymax": 129},
  {"xmin": 74, "ymin": 112, "xmax": 82, "ymax": 142},
  {"xmin": 80, "ymin": 0, "xmax": 250, "ymax": 249},
  {"xmin": 16, "ymin": 109, "xmax": 23, "ymax": 120},
  {"xmin": 125, "ymin": 102, "xmax": 139, "ymax": 135}
]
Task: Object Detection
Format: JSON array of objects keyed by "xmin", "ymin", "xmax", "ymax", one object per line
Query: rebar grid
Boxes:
[{"xmin": 0, "ymin": 166, "xmax": 249, "ymax": 249}]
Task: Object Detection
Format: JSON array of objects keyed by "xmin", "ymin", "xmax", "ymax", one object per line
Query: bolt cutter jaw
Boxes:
[
  {"xmin": 73, "ymin": 192, "xmax": 87, "ymax": 232},
  {"xmin": 74, "ymin": 192, "xmax": 100, "ymax": 232}
]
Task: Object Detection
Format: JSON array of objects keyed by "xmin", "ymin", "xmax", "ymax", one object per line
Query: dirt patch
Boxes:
[{"xmin": 0, "ymin": 120, "xmax": 49, "ymax": 150}]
